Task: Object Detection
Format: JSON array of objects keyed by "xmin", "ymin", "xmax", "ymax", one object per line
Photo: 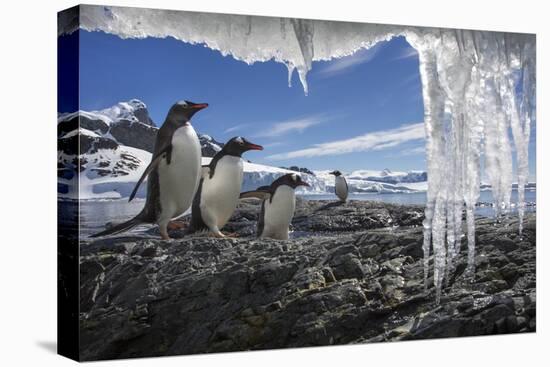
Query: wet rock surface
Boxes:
[{"xmin": 79, "ymin": 200, "xmax": 536, "ymax": 360}]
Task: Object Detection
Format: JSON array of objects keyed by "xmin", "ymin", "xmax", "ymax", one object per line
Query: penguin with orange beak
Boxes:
[
  {"xmin": 240, "ymin": 173, "xmax": 310, "ymax": 240},
  {"xmin": 329, "ymin": 170, "xmax": 348, "ymax": 202},
  {"xmin": 187, "ymin": 136, "xmax": 264, "ymax": 237},
  {"xmin": 92, "ymin": 100, "xmax": 208, "ymax": 240}
]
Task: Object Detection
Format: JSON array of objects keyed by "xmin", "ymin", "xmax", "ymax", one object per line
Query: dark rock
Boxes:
[
  {"xmin": 109, "ymin": 120, "xmax": 157, "ymax": 152},
  {"xmin": 59, "ymin": 133, "xmax": 119, "ymax": 156},
  {"xmin": 494, "ymin": 237, "xmax": 519, "ymax": 253},
  {"xmin": 331, "ymin": 254, "xmax": 365, "ymax": 280},
  {"xmin": 321, "ymin": 267, "xmax": 336, "ymax": 283},
  {"xmin": 199, "ymin": 135, "xmax": 225, "ymax": 157},
  {"xmin": 499, "ymin": 263, "xmax": 519, "ymax": 283},
  {"xmin": 77, "ymin": 202, "xmax": 535, "ymax": 360}
]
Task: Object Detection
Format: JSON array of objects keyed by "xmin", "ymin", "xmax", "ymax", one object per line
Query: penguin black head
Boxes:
[
  {"xmin": 273, "ymin": 173, "xmax": 310, "ymax": 190},
  {"xmin": 223, "ymin": 136, "xmax": 264, "ymax": 157},
  {"xmin": 329, "ymin": 170, "xmax": 342, "ymax": 177},
  {"xmin": 166, "ymin": 100, "xmax": 208, "ymax": 124}
]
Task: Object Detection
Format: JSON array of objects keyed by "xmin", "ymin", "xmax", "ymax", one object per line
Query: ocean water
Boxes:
[
  {"xmin": 301, "ymin": 189, "xmax": 537, "ymax": 217},
  {"xmin": 62, "ymin": 189, "xmax": 536, "ymax": 238}
]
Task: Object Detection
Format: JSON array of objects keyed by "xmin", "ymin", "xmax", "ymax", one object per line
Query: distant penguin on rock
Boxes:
[
  {"xmin": 330, "ymin": 170, "xmax": 348, "ymax": 202},
  {"xmin": 240, "ymin": 173, "xmax": 310, "ymax": 240},
  {"xmin": 91, "ymin": 100, "xmax": 208, "ymax": 240},
  {"xmin": 187, "ymin": 136, "xmax": 263, "ymax": 237}
]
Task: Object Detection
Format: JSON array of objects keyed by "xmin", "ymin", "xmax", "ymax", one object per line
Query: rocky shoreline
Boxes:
[{"xmin": 79, "ymin": 199, "xmax": 536, "ymax": 360}]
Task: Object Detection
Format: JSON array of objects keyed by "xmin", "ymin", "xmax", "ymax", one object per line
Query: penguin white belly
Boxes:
[
  {"xmin": 158, "ymin": 125, "xmax": 201, "ymax": 219},
  {"xmin": 200, "ymin": 156, "xmax": 244, "ymax": 229},
  {"xmin": 335, "ymin": 176, "xmax": 348, "ymax": 202},
  {"xmin": 261, "ymin": 186, "xmax": 296, "ymax": 240}
]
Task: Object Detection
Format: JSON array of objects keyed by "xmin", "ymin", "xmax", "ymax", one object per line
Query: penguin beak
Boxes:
[
  {"xmin": 191, "ymin": 103, "xmax": 208, "ymax": 110},
  {"xmin": 298, "ymin": 181, "xmax": 310, "ymax": 187},
  {"xmin": 246, "ymin": 142, "xmax": 264, "ymax": 151}
]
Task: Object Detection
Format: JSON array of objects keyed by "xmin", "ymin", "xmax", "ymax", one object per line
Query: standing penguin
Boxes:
[
  {"xmin": 91, "ymin": 100, "xmax": 208, "ymax": 240},
  {"xmin": 240, "ymin": 173, "xmax": 310, "ymax": 240},
  {"xmin": 330, "ymin": 170, "xmax": 348, "ymax": 202},
  {"xmin": 187, "ymin": 136, "xmax": 263, "ymax": 237}
]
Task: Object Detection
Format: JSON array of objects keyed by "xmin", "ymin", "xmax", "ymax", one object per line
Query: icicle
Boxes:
[
  {"xmin": 290, "ymin": 19, "xmax": 315, "ymax": 95},
  {"xmin": 296, "ymin": 67, "xmax": 309, "ymax": 96},
  {"xmin": 460, "ymin": 35, "xmax": 482, "ymax": 279},
  {"xmin": 410, "ymin": 40, "xmax": 446, "ymax": 295},
  {"xmin": 433, "ymin": 195, "xmax": 447, "ymax": 304},
  {"xmin": 463, "ymin": 70, "xmax": 483, "ymax": 277},
  {"xmin": 286, "ymin": 63, "xmax": 294, "ymax": 88},
  {"xmin": 471, "ymin": 31, "xmax": 480, "ymax": 64},
  {"xmin": 245, "ymin": 15, "xmax": 252, "ymax": 36},
  {"xmin": 454, "ymin": 29, "xmax": 464, "ymax": 55},
  {"xmin": 408, "ymin": 29, "xmax": 530, "ymax": 300},
  {"xmin": 508, "ymin": 60, "xmax": 532, "ymax": 235},
  {"xmin": 483, "ymin": 75, "xmax": 513, "ymax": 220},
  {"xmin": 517, "ymin": 44, "xmax": 535, "ymax": 234},
  {"xmin": 444, "ymin": 102, "xmax": 458, "ymax": 286}
]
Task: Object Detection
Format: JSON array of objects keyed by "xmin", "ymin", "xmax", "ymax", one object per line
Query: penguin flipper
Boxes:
[
  {"xmin": 239, "ymin": 190, "xmax": 271, "ymax": 200},
  {"xmin": 343, "ymin": 177, "xmax": 349, "ymax": 200},
  {"xmin": 129, "ymin": 145, "xmax": 172, "ymax": 202}
]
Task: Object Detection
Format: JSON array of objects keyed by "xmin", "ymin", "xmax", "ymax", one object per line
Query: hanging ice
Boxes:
[
  {"xmin": 405, "ymin": 31, "xmax": 535, "ymax": 302},
  {"xmin": 59, "ymin": 5, "xmax": 536, "ymax": 303}
]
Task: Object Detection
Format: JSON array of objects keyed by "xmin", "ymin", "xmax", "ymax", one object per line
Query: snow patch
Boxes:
[{"xmin": 59, "ymin": 146, "xmax": 152, "ymax": 200}]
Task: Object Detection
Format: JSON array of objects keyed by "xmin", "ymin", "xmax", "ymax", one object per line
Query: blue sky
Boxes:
[{"xmin": 62, "ymin": 30, "xmax": 535, "ymax": 178}]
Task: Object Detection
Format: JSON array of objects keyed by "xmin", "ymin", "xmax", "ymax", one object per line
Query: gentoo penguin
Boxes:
[
  {"xmin": 240, "ymin": 173, "xmax": 310, "ymax": 240},
  {"xmin": 91, "ymin": 100, "xmax": 208, "ymax": 240},
  {"xmin": 330, "ymin": 170, "xmax": 348, "ymax": 202},
  {"xmin": 187, "ymin": 136, "xmax": 263, "ymax": 237}
]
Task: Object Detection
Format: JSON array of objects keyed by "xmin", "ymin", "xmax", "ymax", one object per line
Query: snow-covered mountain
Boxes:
[
  {"xmin": 201, "ymin": 158, "xmax": 326, "ymax": 194},
  {"xmin": 348, "ymin": 168, "xmax": 427, "ymax": 184},
  {"xmin": 57, "ymin": 99, "xmax": 323, "ymax": 199},
  {"xmin": 314, "ymin": 169, "xmax": 428, "ymax": 194},
  {"xmin": 57, "ymin": 99, "xmax": 224, "ymax": 154}
]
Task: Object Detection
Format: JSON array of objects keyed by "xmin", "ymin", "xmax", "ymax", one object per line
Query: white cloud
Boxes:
[
  {"xmin": 266, "ymin": 122, "xmax": 425, "ymax": 160},
  {"xmin": 393, "ymin": 47, "xmax": 418, "ymax": 61},
  {"xmin": 401, "ymin": 146, "xmax": 425, "ymax": 155},
  {"xmin": 316, "ymin": 44, "xmax": 382, "ymax": 78},
  {"xmin": 224, "ymin": 123, "xmax": 249, "ymax": 134},
  {"xmin": 387, "ymin": 145, "xmax": 426, "ymax": 158},
  {"xmin": 254, "ymin": 115, "xmax": 326, "ymax": 138}
]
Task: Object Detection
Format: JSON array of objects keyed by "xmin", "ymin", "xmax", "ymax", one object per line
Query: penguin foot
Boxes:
[
  {"xmin": 223, "ymin": 232, "xmax": 239, "ymax": 238},
  {"xmin": 167, "ymin": 220, "xmax": 187, "ymax": 230},
  {"xmin": 208, "ymin": 231, "xmax": 226, "ymax": 238}
]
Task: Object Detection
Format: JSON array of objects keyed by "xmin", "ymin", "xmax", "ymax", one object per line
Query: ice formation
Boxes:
[{"xmin": 59, "ymin": 5, "xmax": 536, "ymax": 303}]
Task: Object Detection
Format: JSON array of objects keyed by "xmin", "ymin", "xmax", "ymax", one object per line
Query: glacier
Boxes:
[
  {"xmin": 59, "ymin": 5, "xmax": 536, "ymax": 303},
  {"xmin": 314, "ymin": 169, "xmax": 427, "ymax": 194}
]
